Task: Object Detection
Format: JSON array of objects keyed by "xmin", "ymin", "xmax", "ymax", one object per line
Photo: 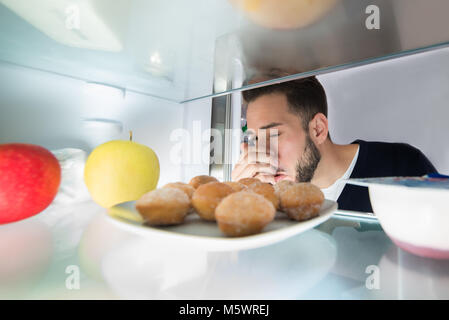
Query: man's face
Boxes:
[{"xmin": 246, "ymin": 93, "xmax": 321, "ymax": 183}]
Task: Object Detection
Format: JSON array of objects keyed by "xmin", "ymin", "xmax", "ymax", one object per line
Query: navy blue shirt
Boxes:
[{"xmin": 337, "ymin": 140, "xmax": 438, "ymax": 213}]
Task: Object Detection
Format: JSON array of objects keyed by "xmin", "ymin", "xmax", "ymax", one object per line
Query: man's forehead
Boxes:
[{"xmin": 246, "ymin": 94, "xmax": 290, "ymax": 127}]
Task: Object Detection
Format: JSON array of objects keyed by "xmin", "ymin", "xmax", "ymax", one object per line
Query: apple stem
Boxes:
[{"xmin": 129, "ymin": 130, "xmax": 133, "ymax": 142}]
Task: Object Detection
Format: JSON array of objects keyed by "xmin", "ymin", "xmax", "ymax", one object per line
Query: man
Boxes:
[{"xmin": 231, "ymin": 76, "xmax": 437, "ymax": 213}]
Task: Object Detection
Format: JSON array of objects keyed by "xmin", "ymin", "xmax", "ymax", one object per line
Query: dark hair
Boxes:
[{"xmin": 242, "ymin": 76, "xmax": 328, "ymax": 134}]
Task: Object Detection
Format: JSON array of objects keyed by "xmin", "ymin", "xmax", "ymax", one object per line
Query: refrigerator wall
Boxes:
[
  {"xmin": 0, "ymin": 61, "xmax": 191, "ymax": 187},
  {"xmin": 319, "ymin": 46, "xmax": 449, "ymax": 174}
]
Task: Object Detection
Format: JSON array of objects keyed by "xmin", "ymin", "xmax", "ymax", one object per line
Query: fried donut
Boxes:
[
  {"xmin": 274, "ymin": 179, "xmax": 295, "ymax": 195},
  {"xmin": 224, "ymin": 181, "xmax": 248, "ymax": 192},
  {"xmin": 215, "ymin": 191, "xmax": 276, "ymax": 237},
  {"xmin": 162, "ymin": 182, "xmax": 195, "ymax": 199},
  {"xmin": 274, "ymin": 180, "xmax": 296, "ymax": 208},
  {"xmin": 279, "ymin": 183, "xmax": 324, "ymax": 221},
  {"xmin": 163, "ymin": 182, "xmax": 196, "ymax": 214},
  {"xmin": 189, "ymin": 175, "xmax": 219, "ymax": 189},
  {"xmin": 191, "ymin": 182, "xmax": 234, "ymax": 221},
  {"xmin": 238, "ymin": 177, "xmax": 263, "ymax": 187},
  {"xmin": 247, "ymin": 183, "xmax": 280, "ymax": 210},
  {"xmin": 136, "ymin": 188, "xmax": 190, "ymax": 225}
]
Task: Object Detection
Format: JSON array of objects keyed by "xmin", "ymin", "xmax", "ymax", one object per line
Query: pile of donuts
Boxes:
[{"xmin": 135, "ymin": 175, "xmax": 325, "ymax": 237}]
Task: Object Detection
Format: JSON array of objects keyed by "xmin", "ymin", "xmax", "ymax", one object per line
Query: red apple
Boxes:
[{"xmin": 0, "ymin": 143, "xmax": 61, "ymax": 224}]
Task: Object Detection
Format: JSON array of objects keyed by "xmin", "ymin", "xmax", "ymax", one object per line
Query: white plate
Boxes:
[{"xmin": 105, "ymin": 199, "xmax": 337, "ymax": 252}]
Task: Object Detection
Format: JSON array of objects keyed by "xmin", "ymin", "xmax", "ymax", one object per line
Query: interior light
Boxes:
[{"xmin": 150, "ymin": 52, "xmax": 162, "ymax": 65}]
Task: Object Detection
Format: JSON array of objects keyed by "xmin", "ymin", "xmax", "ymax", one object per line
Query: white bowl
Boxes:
[{"xmin": 368, "ymin": 184, "xmax": 449, "ymax": 259}]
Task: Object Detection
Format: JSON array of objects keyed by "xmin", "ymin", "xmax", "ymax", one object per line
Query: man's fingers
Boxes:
[
  {"xmin": 232, "ymin": 162, "xmax": 277, "ymax": 181},
  {"xmin": 240, "ymin": 140, "xmax": 278, "ymax": 165},
  {"xmin": 232, "ymin": 141, "xmax": 279, "ymax": 182},
  {"xmin": 245, "ymin": 163, "xmax": 277, "ymax": 177},
  {"xmin": 244, "ymin": 147, "xmax": 278, "ymax": 166},
  {"xmin": 238, "ymin": 143, "xmax": 248, "ymax": 162},
  {"xmin": 251, "ymin": 151, "xmax": 278, "ymax": 167},
  {"xmin": 254, "ymin": 173, "xmax": 276, "ymax": 185},
  {"xmin": 234, "ymin": 152, "xmax": 276, "ymax": 174}
]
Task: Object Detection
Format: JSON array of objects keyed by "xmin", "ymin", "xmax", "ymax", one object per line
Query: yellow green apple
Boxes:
[{"xmin": 84, "ymin": 136, "xmax": 159, "ymax": 208}]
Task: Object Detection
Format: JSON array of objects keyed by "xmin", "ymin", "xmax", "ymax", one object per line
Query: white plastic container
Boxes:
[{"xmin": 348, "ymin": 176, "xmax": 449, "ymax": 259}]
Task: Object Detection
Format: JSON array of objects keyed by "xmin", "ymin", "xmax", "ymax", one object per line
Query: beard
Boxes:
[{"xmin": 295, "ymin": 135, "xmax": 321, "ymax": 182}]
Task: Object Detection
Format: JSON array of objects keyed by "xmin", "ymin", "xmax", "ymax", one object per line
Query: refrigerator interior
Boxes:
[
  {"xmin": 1, "ymin": 0, "xmax": 449, "ymax": 301},
  {"xmin": 2, "ymin": 52, "xmax": 449, "ymax": 200},
  {"xmin": 1, "ymin": 0, "xmax": 449, "ymax": 193}
]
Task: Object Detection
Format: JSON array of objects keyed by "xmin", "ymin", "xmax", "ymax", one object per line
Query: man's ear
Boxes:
[{"xmin": 308, "ymin": 113, "xmax": 329, "ymax": 145}]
